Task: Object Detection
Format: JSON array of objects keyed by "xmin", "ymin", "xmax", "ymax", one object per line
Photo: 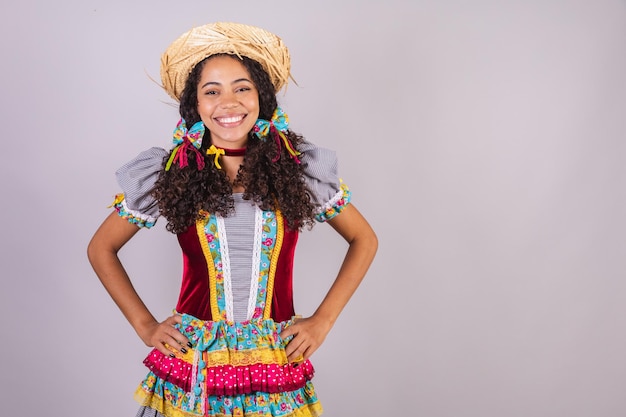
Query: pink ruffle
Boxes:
[
  {"xmin": 143, "ymin": 349, "xmax": 315, "ymax": 395},
  {"xmin": 204, "ymin": 361, "xmax": 315, "ymax": 396},
  {"xmin": 143, "ymin": 349, "xmax": 194, "ymax": 391}
]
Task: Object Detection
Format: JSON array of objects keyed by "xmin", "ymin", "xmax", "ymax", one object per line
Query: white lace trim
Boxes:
[
  {"xmin": 316, "ymin": 187, "xmax": 344, "ymax": 215},
  {"xmin": 246, "ymin": 207, "xmax": 264, "ymax": 321},
  {"xmin": 187, "ymin": 348, "xmax": 201, "ymax": 411},
  {"xmin": 216, "ymin": 215, "xmax": 234, "ymax": 322},
  {"xmin": 120, "ymin": 199, "xmax": 157, "ymax": 223}
]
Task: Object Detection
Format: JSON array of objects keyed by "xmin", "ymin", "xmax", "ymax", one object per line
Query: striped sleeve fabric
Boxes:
[
  {"xmin": 113, "ymin": 147, "xmax": 167, "ymax": 228},
  {"xmin": 298, "ymin": 141, "xmax": 352, "ymax": 222}
]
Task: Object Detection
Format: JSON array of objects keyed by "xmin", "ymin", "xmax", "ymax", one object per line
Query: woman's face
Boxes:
[{"xmin": 196, "ymin": 55, "xmax": 260, "ymax": 148}]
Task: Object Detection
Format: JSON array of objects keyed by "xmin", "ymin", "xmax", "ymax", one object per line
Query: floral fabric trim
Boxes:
[
  {"xmin": 255, "ymin": 210, "xmax": 281, "ymax": 320},
  {"xmin": 247, "ymin": 207, "xmax": 265, "ymax": 320},
  {"xmin": 196, "ymin": 209, "xmax": 282, "ymax": 322},
  {"xmin": 216, "ymin": 215, "xmax": 235, "ymax": 321},
  {"xmin": 138, "ymin": 313, "xmax": 319, "ymax": 416},
  {"xmin": 314, "ymin": 182, "xmax": 352, "ymax": 222},
  {"xmin": 135, "ymin": 381, "xmax": 322, "ymax": 417},
  {"xmin": 110, "ymin": 193, "xmax": 157, "ymax": 228},
  {"xmin": 196, "ymin": 214, "xmax": 223, "ymax": 321}
]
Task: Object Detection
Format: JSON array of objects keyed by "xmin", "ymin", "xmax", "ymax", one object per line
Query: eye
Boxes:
[
  {"xmin": 204, "ymin": 90, "xmax": 218, "ymax": 96},
  {"xmin": 236, "ymin": 86, "xmax": 251, "ymax": 93}
]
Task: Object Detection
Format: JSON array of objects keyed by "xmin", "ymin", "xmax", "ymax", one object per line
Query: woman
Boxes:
[{"xmin": 88, "ymin": 22, "xmax": 377, "ymax": 417}]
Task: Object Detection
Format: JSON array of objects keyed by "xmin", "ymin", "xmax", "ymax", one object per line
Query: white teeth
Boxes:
[{"xmin": 217, "ymin": 115, "xmax": 244, "ymax": 123}]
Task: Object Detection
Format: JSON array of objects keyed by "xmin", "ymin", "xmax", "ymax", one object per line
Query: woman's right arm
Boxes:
[{"xmin": 87, "ymin": 212, "xmax": 189, "ymax": 356}]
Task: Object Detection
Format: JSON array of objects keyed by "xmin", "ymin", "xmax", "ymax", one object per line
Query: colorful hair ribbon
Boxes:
[
  {"xmin": 253, "ymin": 107, "xmax": 301, "ymax": 163},
  {"xmin": 165, "ymin": 119, "xmax": 206, "ymax": 171}
]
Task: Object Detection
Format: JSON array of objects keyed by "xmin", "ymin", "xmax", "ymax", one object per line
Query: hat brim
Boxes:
[{"xmin": 160, "ymin": 22, "xmax": 292, "ymax": 101}]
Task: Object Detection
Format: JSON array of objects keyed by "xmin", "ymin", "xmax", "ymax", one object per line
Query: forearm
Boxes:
[
  {"xmin": 88, "ymin": 247, "xmax": 158, "ymax": 339},
  {"xmin": 87, "ymin": 213, "xmax": 158, "ymax": 342},
  {"xmin": 313, "ymin": 204, "xmax": 378, "ymax": 326},
  {"xmin": 313, "ymin": 235, "xmax": 377, "ymax": 326},
  {"xmin": 279, "ymin": 206, "xmax": 377, "ymax": 362}
]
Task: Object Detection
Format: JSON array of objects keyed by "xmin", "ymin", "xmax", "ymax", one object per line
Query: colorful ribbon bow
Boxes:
[
  {"xmin": 253, "ymin": 107, "xmax": 301, "ymax": 163},
  {"xmin": 165, "ymin": 119, "xmax": 206, "ymax": 171}
]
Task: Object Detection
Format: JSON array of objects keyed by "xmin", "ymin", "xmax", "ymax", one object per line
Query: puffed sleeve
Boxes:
[
  {"xmin": 110, "ymin": 147, "xmax": 167, "ymax": 229},
  {"xmin": 299, "ymin": 141, "xmax": 352, "ymax": 222}
]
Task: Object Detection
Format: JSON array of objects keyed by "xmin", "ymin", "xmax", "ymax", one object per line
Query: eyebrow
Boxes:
[{"xmin": 200, "ymin": 78, "xmax": 253, "ymax": 89}]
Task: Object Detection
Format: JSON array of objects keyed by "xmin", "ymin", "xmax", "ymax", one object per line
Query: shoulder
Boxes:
[
  {"xmin": 298, "ymin": 140, "xmax": 339, "ymax": 183},
  {"xmin": 112, "ymin": 147, "xmax": 168, "ymax": 229},
  {"xmin": 298, "ymin": 141, "xmax": 352, "ymax": 222},
  {"xmin": 116, "ymin": 147, "xmax": 168, "ymax": 176}
]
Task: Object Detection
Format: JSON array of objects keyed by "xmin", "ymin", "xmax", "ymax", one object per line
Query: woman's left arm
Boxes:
[{"xmin": 280, "ymin": 203, "xmax": 378, "ymax": 363}]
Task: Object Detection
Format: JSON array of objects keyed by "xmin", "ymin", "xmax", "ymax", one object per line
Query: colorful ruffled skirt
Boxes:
[{"xmin": 134, "ymin": 313, "xmax": 323, "ymax": 417}]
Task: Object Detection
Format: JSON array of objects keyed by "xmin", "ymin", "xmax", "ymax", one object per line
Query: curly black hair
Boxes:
[{"xmin": 152, "ymin": 54, "xmax": 316, "ymax": 234}]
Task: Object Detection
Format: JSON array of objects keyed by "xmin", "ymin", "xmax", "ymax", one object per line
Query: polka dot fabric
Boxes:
[{"xmin": 134, "ymin": 314, "xmax": 322, "ymax": 417}]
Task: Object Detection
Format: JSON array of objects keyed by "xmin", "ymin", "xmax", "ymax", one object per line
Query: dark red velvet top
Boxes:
[{"xmin": 174, "ymin": 220, "xmax": 299, "ymax": 323}]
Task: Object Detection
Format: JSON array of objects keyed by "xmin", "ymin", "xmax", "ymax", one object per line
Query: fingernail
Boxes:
[
  {"xmin": 187, "ymin": 342, "xmax": 193, "ymax": 348},
  {"xmin": 169, "ymin": 353, "xmax": 175, "ymax": 358},
  {"xmin": 181, "ymin": 347, "xmax": 188, "ymax": 354}
]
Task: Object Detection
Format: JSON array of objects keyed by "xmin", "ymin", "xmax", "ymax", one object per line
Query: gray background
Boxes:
[{"xmin": 1, "ymin": 0, "xmax": 625, "ymax": 416}]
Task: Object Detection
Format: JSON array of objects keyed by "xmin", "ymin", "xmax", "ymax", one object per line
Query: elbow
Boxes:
[
  {"xmin": 86, "ymin": 235, "xmax": 99, "ymax": 267},
  {"xmin": 368, "ymin": 228, "xmax": 379, "ymax": 259},
  {"xmin": 86, "ymin": 233, "xmax": 113, "ymax": 268},
  {"xmin": 352, "ymin": 224, "xmax": 378, "ymax": 261},
  {"xmin": 87, "ymin": 213, "xmax": 136, "ymax": 273},
  {"xmin": 371, "ymin": 229, "xmax": 379, "ymax": 254}
]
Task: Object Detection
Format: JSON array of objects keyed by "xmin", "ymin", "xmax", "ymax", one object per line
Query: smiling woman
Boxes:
[
  {"xmin": 86, "ymin": 22, "xmax": 377, "ymax": 417},
  {"xmin": 196, "ymin": 56, "xmax": 260, "ymax": 149}
]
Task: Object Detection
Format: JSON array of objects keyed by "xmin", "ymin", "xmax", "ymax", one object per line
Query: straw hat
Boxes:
[{"xmin": 160, "ymin": 22, "xmax": 292, "ymax": 101}]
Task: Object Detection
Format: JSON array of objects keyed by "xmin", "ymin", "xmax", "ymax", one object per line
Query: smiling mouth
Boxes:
[{"xmin": 215, "ymin": 115, "xmax": 246, "ymax": 124}]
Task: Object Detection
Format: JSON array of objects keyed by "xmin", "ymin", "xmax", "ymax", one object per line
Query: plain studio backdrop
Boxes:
[{"xmin": 1, "ymin": 1, "xmax": 625, "ymax": 416}]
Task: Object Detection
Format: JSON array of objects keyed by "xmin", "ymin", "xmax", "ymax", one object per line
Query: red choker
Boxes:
[{"xmin": 220, "ymin": 147, "xmax": 247, "ymax": 156}]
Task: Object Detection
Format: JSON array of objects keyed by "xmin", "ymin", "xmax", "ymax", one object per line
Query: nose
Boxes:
[{"xmin": 219, "ymin": 91, "xmax": 239, "ymax": 109}]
